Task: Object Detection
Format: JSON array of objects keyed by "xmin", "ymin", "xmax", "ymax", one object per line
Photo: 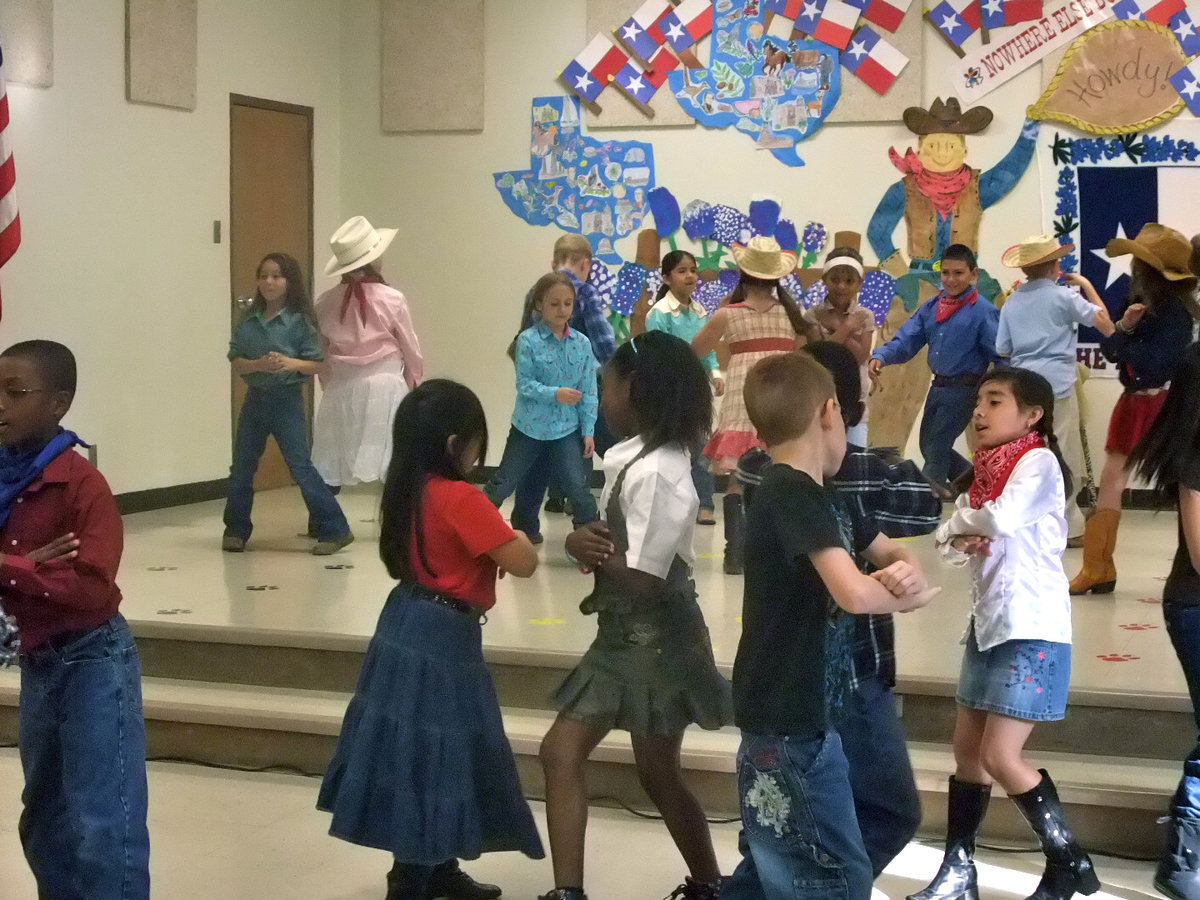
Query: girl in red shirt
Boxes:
[{"xmin": 318, "ymin": 379, "xmax": 545, "ymax": 900}]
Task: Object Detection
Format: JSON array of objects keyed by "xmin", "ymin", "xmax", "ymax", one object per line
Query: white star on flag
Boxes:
[
  {"xmin": 665, "ymin": 20, "xmax": 685, "ymax": 40},
  {"xmin": 940, "ymin": 12, "xmax": 962, "ymax": 30},
  {"xmin": 625, "ymin": 75, "xmax": 647, "ymax": 96},
  {"xmin": 622, "ymin": 21, "xmax": 643, "ymax": 41},
  {"xmin": 984, "ymin": 0, "xmax": 1003, "ymax": 13},
  {"xmin": 848, "ymin": 39, "xmax": 869, "ymax": 58},
  {"xmin": 802, "ymin": 0, "xmax": 823, "ymax": 20},
  {"xmin": 1091, "ymin": 224, "xmax": 1135, "ymax": 289},
  {"xmin": 1182, "ymin": 76, "xmax": 1200, "ymax": 100},
  {"xmin": 574, "ymin": 73, "xmax": 594, "ymax": 91},
  {"xmin": 1176, "ymin": 17, "xmax": 1197, "ymax": 38}
]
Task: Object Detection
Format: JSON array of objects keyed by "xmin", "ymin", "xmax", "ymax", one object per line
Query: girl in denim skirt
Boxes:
[
  {"xmin": 915, "ymin": 368, "xmax": 1100, "ymax": 900},
  {"xmin": 318, "ymin": 380, "xmax": 544, "ymax": 900}
]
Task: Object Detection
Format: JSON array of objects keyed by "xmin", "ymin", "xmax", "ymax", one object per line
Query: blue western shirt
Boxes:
[
  {"xmin": 872, "ymin": 291, "xmax": 1000, "ymax": 378},
  {"xmin": 646, "ymin": 295, "xmax": 720, "ymax": 372},
  {"xmin": 228, "ymin": 307, "xmax": 323, "ymax": 389},
  {"xmin": 996, "ymin": 279, "xmax": 1097, "ymax": 398},
  {"xmin": 512, "ymin": 322, "xmax": 598, "ymax": 440}
]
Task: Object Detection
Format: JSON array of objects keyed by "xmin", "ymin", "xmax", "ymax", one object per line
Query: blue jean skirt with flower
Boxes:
[
  {"xmin": 956, "ymin": 626, "xmax": 1071, "ymax": 722},
  {"xmin": 317, "ymin": 583, "xmax": 545, "ymax": 864}
]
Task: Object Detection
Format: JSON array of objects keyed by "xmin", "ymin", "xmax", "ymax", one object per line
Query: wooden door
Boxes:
[{"xmin": 229, "ymin": 95, "xmax": 314, "ymax": 490}]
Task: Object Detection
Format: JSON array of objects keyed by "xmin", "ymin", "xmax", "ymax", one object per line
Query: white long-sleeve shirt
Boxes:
[{"xmin": 935, "ymin": 449, "xmax": 1072, "ymax": 651}]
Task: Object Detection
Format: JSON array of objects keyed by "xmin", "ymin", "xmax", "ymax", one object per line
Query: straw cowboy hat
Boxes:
[
  {"xmin": 1106, "ymin": 223, "xmax": 1196, "ymax": 281},
  {"xmin": 903, "ymin": 97, "xmax": 993, "ymax": 136},
  {"xmin": 1001, "ymin": 234, "xmax": 1075, "ymax": 268},
  {"xmin": 323, "ymin": 216, "xmax": 398, "ymax": 277},
  {"xmin": 731, "ymin": 235, "xmax": 798, "ymax": 280}
]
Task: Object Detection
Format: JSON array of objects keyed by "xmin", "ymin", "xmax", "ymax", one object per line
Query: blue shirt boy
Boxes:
[{"xmin": 996, "ymin": 280, "xmax": 1097, "ymax": 398}]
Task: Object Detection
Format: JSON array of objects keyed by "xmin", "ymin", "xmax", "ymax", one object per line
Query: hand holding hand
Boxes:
[
  {"xmin": 1061, "ymin": 272, "xmax": 1090, "ymax": 288},
  {"xmin": 952, "ymin": 535, "xmax": 992, "ymax": 557},
  {"xmin": 867, "ymin": 358, "xmax": 883, "ymax": 381},
  {"xmin": 871, "ymin": 560, "xmax": 924, "ymax": 598},
  {"xmin": 556, "ymin": 388, "xmax": 583, "ymax": 406},
  {"xmin": 566, "ymin": 521, "xmax": 615, "ymax": 570},
  {"xmin": 1122, "ymin": 303, "xmax": 1147, "ymax": 329}
]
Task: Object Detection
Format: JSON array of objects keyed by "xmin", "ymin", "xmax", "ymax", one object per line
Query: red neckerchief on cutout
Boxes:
[
  {"xmin": 969, "ymin": 430, "xmax": 1044, "ymax": 509},
  {"xmin": 934, "ymin": 286, "xmax": 979, "ymax": 324},
  {"xmin": 888, "ymin": 147, "xmax": 972, "ymax": 218},
  {"xmin": 340, "ymin": 273, "xmax": 386, "ymax": 324}
]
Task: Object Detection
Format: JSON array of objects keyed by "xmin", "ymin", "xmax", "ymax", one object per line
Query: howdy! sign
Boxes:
[
  {"xmin": 950, "ymin": 0, "xmax": 1113, "ymax": 102},
  {"xmin": 1029, "ymin": 20, "xmax": 1188, "ymax": 133}
]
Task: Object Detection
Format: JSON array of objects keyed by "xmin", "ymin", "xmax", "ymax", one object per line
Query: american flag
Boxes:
[{"xmin": 0, "ymin": 43, "xmax": 19, "ymax": 320}]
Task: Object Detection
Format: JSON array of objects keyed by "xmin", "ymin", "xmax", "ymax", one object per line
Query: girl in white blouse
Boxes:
[{"xmin": 911, "ymin": 368, "xmax": 1100, "ymax": 900}]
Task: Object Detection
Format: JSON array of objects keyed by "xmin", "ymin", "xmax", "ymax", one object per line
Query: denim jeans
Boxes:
[
  {"xmin": 834, "ymin": 676, "xmax": 922, "ymax": 876},
  {"xmin": 919, "ymin": 383, "xmax": 976, "ymax": 488},
  {"xmin": 722, "ymin": 730, "xmax": 873, "ymax": 900},
  {"xmin": 223, "ymin": 384, "xmax": 351, "ymax": 542},
  {"xmin": 484, "ymin": 426, "xmax": 598, "ymax": 530},
  {"xmin": 1164, "ymin": 600, "xmax": 1200, "ymax": 819},
  {"xmin": 19, "ymin": 615, "xmax": 150, "ymax": 900},
  {"xmin": 692, "ymin": 453, "xmax": 715, "ymax": 512}
]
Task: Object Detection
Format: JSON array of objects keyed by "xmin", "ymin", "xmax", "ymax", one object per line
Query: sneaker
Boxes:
[
  {"xmin": 312, "ymin": 533, "xmax": 354, "ymax": 556},
  {"xmin": 665, "ymin": 877, "xmax": 722, "ymax": 900},
  {"xmin": 221, "ymin": 535, "xmax": 246, "ymax": 552},
  {"xmin": 696, "ymin": 509, "xmax": 717, "ymax": 526},
  {"xmin": 537, "ymin": 891, "xmax": 587, "ymax": 900},
  {"xmin": 543, "ymin": 498, "xmax": 566, "ymax": 514},
  {"xmin": 528, "ymin": 532, "xmax": 545, "ymax": 545}
]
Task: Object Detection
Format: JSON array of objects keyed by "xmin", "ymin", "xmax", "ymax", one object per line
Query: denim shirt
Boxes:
[
  {"xmin": 872, "ymin": 291, "xmax": 999, "ymax": 378},
  {"xmin": 228, "ymin": 307, "xmax": 323, "ymax": 389},
  {"xmin": 512, "ymin": 322, "xmax": 598, "ymax": 440}
]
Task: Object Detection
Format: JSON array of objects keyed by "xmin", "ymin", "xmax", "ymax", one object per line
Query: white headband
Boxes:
[{"xmin": 823, "ymin": 255, "xmax": 864, "ymax": 276}]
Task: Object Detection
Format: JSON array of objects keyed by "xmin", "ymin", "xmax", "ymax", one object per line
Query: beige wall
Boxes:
[{"xmin": 2, "ymin": 0, "xmax": 342, "ymax": 493}]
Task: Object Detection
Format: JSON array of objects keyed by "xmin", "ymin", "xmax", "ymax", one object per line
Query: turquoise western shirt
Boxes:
[{"xmin": 228, "ymin": 307, "xmax": 323, "ymax": 389}]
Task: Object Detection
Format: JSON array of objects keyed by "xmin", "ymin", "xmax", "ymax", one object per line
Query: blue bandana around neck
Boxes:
[{"xmin": 0, "ymin": 429, "xmax": 87, "ymax": 529}]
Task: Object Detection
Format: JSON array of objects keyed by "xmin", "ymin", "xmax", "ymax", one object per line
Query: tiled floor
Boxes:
[{"xmin": 0, "ymin": 749, "xmax": 1160, "ymax": 899}]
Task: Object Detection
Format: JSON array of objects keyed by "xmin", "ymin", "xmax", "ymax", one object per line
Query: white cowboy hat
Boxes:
[
  {"xmin": 731, "ymin": 235, "xmax": 798, "ymax": 280},
  {"xmin": 323, "ymin": 216, "xmax": 398, "ymax": 277},
  {"xmin": 1001, "ymin": 234, "xmax": 1074, "ymax": 268}
]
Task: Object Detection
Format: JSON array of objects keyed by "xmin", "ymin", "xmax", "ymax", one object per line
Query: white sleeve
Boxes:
[
  {"xmin": 939, "ymin": 451, "xmax": 1062, "ymax": 539},
  {"xmin": 621, "ymin": 467, "xmax": 694, "ymax": 579}
]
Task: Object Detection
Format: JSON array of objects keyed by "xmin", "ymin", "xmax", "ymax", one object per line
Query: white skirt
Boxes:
[{"xmin": 313, "ymin": 356, "xmax": 408, "ymax": 485}]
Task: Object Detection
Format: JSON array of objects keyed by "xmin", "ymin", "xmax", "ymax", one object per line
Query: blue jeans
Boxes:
[
  {"xmin": 692, "ymin": 453, "xmax": 715, "ymax": 512},
  {"xmin": 1164, "ymin": 600, "xmax": 1200, "ymax": 819},
  {"xmin": 722, "ymin": 730, "xmax": 873, "ymax": 900},
  {"xmin": 223, "ymin": 384, "xmax": 351, "ymax": 541},
  {"xmin": 919, "ymin": 383, "xmax": 976, "ymax": 488},
  {"xmin": 834, "ymin": 676, "xmax": 922, "ymax": 876},
  {"xmin": 484, "ymin": 427, "xmax": 598, "ymax": 530},
  {"xmin": 19, "ymin": 615, "xmax": 150, "ymax": 900}
]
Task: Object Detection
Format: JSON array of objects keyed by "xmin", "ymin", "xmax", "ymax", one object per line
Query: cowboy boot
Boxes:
[
  {"xmin": 1156, "ymin": 816, "xmax": 1200, "ymax": 900},
  {"xmin": 664, "ymin": 876, "xmax": 722, "ymax": 899},
  {"xmin": 536, "ymin": 890, "xmax": 587, "ymax": 900},
  {"xmin": 425, "ymin": 859, "xmax": 501, "ymax": 900},
  {"xmin": 1010, "ymin": 770, "xmax": 1101, "ymax": 900},
  {"xmin": 1068, "ymin": 509, "xmax": 1119, "ymax": 596},
  {"xmin": 907, "ymin": 777, "xmax": 991, "ymax": 900},
  {"xmin": 723, "ymin": 494, "xmax": 744, "ymax": 575},
  {"xmin": 387, "ymin": 862, "xmax": 433, "ymax": 900}
]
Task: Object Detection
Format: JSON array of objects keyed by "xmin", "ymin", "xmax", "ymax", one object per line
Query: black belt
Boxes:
[
  {"xmin": 409, "ymin": 584, "xmax": 485, "ymax": 620},
  {"xmin": 931, "ymin": 374, "xmax": 984, "ymax": 388}
]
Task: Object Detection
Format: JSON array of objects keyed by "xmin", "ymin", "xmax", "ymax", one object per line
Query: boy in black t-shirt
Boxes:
[{"xmin": 722, "ymin": 353, "xmax": 934, "ymax": 900}]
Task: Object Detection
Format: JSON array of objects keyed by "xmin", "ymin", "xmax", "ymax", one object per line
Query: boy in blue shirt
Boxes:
[
  {"xmin": 996, "ymin": 234, "xmax": 1114, "ymax": 542},
  {"xmin": 869, "ymin": 244, "xmax": 999, "ymax": 497}
]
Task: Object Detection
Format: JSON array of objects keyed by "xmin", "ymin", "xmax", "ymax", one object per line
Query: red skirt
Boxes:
[{"xmin": 1105, "ymin": 390, "xmax": 1168, "ymax": 455}]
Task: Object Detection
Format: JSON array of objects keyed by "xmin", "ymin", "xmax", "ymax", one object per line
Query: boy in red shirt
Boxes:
[{"xmin": 0, "ymin": 340, "xmax": 149, "ymax": 899}]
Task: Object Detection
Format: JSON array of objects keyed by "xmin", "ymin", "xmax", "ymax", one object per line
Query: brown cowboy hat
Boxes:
[
  {"xmin": 903, "ymin": 97, "xmax": 993, "ymax": 136},
  {"xmin": 1106, "ymin": 223, "xmax": 1196, "ymax": 281}
]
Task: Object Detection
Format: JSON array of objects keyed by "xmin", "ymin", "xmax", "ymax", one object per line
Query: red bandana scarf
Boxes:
[
  {"xmin": 934, "ymin": 286, "xmax": 979, "ymax": 324},
  {"xmin": 969, "ymin": 430, "xmax": 1045, "ymax": 509},
  {"xmin": 889, "ymin": 147, "xmax": 972, "ymax": 218},
  {"xmin": 339, "ymin": 273, "xmax": 386, "ymax": 324}
]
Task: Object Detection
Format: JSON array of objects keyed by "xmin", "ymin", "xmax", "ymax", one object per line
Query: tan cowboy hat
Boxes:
[
  {"xmin": 1106, "ymin": 223, "xmax": 1195, "ymax": 281},
  {"xmin": 903, "ymin": 97, "xmax": 993, "ymax": 136},
  {"xmin": 731, "ymin": 235, "xmax": 798, "ymax": 280},
  {"xmin": 323, "ymin": 216, "xmax": 398, "ymax": 277},
  {"xmin": 1001, "ymin": 235, "xmax": 1075, "ymax": 268}
]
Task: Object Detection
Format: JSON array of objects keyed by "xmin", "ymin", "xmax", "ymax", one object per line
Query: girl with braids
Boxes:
[
  {"xmin": 691, "ymin": 236, "xmax": 809, "ymax": 574},
  {"xmin": 537, "ymin": 331, "xmax": 733, "ymax": 900},
  {"xmin": 913, "ymin": 368, "xmax": 1100, "ymax": 900}
]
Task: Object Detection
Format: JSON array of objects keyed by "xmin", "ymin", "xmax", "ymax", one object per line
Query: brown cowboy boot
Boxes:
[{"xmin": 1068, "ymin": 509, "xmax": 1119, "ymax": 596}]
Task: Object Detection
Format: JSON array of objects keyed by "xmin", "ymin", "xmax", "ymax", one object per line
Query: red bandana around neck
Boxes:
[
  {"xmin": 340, "ymin": 273, "xmax": 386, "ymax": 324},
  {"xmin": 888, "ymin": 147, "xmax": 972, "ymax": 218},
  {"xmin": 969, "ymin": 430, "xmax": 1045, "ymax": 509},
  {"xmin": 935, "ymin": 286, "xmax": 979, "ymax": 323}
]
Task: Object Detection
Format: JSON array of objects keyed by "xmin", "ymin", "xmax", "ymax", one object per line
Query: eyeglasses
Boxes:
[{"xmin": 0, "ymin": 387, "xmax": 51, "ymax": 403}]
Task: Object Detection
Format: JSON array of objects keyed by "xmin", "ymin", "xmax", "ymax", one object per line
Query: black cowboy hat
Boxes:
[{"xmin": 902, "ymin": 97, "xmax": 993, "ymax": 135}]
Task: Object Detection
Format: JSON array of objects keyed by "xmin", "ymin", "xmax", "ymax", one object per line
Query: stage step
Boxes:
[{"xmin": 0, "ymin": 670, "xmax": 1177, "ymax": 858}]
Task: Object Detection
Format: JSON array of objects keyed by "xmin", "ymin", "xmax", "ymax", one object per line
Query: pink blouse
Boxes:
[{"xmin": 314, "ymin": 281, "xmax": 424, "ymax": 388}]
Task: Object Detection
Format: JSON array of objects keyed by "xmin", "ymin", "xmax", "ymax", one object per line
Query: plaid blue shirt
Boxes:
[
  {"xmin": 564, "ymin": 270, "xmax": 616, "ymax": 366},
  {"xmin": 737, "ymin": 445, "xmax": 942, "ymax": 689}
]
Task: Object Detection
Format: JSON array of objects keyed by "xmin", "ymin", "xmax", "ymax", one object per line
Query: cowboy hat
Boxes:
[
  {"xmin": 1001, "ymin": 235, "xmax": 1075, "ymax": 268},
  {"xmin": 1106, "ymin": 223, "xmax": 1195, "ymax": 281},
  {"xmin": 903, "ymin": 97, "xmax": 993, "ymax": 136},
  {"xmin": 731, "ymin": 235, "xmax": 798, "ymax": 280},
  {"xmin": 323, "ymin": 216, "xmax": 398, "ymax": 277}
]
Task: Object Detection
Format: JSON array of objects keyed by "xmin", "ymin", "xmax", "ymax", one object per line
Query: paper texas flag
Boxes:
[
  {"xmin": 861, "ymin": 0, "xmax": 915, "ymax": 31},
  {"xmin": 841, "ymin": 25, "xmax": 909, "ymax": 93},
  {"xmin": 928, "ymin": 0, "xmax": 983, "ymax": 46},
  {"xmin": 980, "ymin": 0, "xmax": 1044, "ymax": 27},
  {"xmin": 1113, "ymin": 0, "xmax": 1185, "ymax": 25},
  {"xmin": 660, "ymin": 0, "xmax": 715, "ymax": 52},
  {"xmin": 812, "ymin": 0, "xmax": 864, "ymax": 48},
  {"xmin": 613, "ymin": 46, "xmax": 681, "ymax": 104},
  {"xmin": 1169, "ymin": 57, "xmax": 1200, "ymax": 115},
  {"xmin": 561, "ymin": 34, "xmax": 630, "ymax": 105},
  {"xmin": 1169, "ymin": 2, "xmax": 1200, "ymax": 52},
  {"xmin": 615, "ymin": 0, "xmax": 675, "ymax": 67}
]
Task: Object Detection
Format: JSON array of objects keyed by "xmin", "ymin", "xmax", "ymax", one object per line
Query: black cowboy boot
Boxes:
[
  {"xmin": 387, "ymin": 861, "xmax": 433, "ymax": 900},
  {"xmin": 664, "ymin": 876, "xmax": 722, "ymax": 899},
  {"xmin": 722, "ymin": 494, "xmax": 744, "ymax": 575},
  {"xmin": 907, "ymin": 777, "xmax": 991, "ymax": 900},
  {"xmin": 1010, "ymin": 770, "xmax": 1101, "ymax": 900},
  {"xmin": 1156, "ymin": 816, "xmax": 1200, "ymax": 900},
  {"xmin": 425, "ymin": 859, "xmax": 501, "ymax": 900}
]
